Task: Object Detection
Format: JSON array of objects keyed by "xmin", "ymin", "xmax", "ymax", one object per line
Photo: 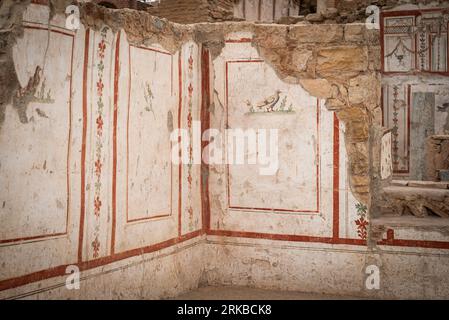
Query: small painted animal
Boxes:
[{"xmin": 254, "ymin": 90, "xmax": 281, "ymax": 112}]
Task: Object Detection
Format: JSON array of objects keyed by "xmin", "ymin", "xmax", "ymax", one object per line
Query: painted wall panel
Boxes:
[
  {"xmin": 0, "ymin": 5, "xmax": 84, "ymax": 280},
  {"xmin": 209, "ymin": 36, "xmax": 336, "ymax": 238},
  {"xmin": 114, "ymin": 32, "xmax": 180, "ymax": 253},
  {"xmin": 127, "ymin": 45, "xmax": 173, "ymax": 222},
  {"xmin": 2, "ymin": 27, "xmax": 72, "ymax": 242},
  {"xmin": 180, "ymin": 42, "xmax": 202, "ymax": 235}
]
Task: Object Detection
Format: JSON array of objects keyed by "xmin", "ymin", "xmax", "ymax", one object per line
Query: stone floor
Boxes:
[{"xmin": 173, "ymin": 286, "xmax": 363, "ymax": 300}]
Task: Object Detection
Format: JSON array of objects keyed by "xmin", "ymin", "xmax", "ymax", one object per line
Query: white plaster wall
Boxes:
[
  {"xmin": 203, "ymin": 237, "xmax": 449, "ymax": 299},
  {"xmin": 0, "ymin": 4, "xmax": 85, "ymax": 280},
  {"xmin": 0, "ymin": 237, "xmax": 204, "ymax": 300}
]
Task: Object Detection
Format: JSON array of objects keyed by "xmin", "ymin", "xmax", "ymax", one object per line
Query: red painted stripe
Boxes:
[
  {"xmin": 201, "ymin": 47, "xmax": 211, "ymax": 233},
  {"xmin": 178, "ymin": 51, "xmax": 183, "ymax": 237},
  {"xmin": 111, "ymin": 31, "xmax": 121, "ymax": 255},
  {"xmin": 0, "ymin": 233, "xmax": 67, "ymax": 245},
  {"xmin": 228, "ymin": 207, "xmax": 319, "ymax": 213},
  {"xmin": 333, "ymin": 114, "xmax": 340, "ymax": 239},
  {"xmin": 207, "ymin": 229, "xmax": 367, "ymax": 246},
  {"xmin": 78, "ymin": 28, "xmax": 90, "ymax": 263},
  {"xmin": 22, "ymin": 25, "xmax": 74, "ymax": 37},
  {"xmin": 133, "ymin": 45, "xmax": 171, "ymax": 55},
  {"xmin": 127, "ymin": 214, "xmax": 171, "ymax": 224}
]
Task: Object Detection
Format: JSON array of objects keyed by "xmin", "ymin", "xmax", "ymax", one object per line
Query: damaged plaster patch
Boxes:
[
  {"xmin": 0, "ymin": 0, "xmax": 31, "ymax": 130},
  {"xmin": 12, "ymin": 66, "xmax": 41, "ymax": 123}
]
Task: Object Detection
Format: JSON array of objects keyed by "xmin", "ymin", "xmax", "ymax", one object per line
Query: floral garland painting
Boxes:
[
  {"xmin": 186, "ymin": 46, "xmax": 194, "ymax": 231},
  {"xmin": 91, "ymin": 26, "xmax": 108, "ymax": 259},
  {"xmin": 354, "ymin": 203, "xmax": 368, "ymax": 240}
]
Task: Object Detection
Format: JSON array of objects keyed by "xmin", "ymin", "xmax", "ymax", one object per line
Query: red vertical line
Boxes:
[
  {"xmin": 201, "ymin": 47, "xmax": 211, "ymax": 233},
  {"xmin": 446, "ymin": 23, "xmax": 448, "ymax": 72},
  {"xmin": 380, "ymin": 12, "xmax": 385, "ymax": 73},
  {"xmin": 67, "ymin": 35, "xmax": 74, "ymax": 235},
  {"xmin": 225, "ymin": 62, "xmax": 229, "ymax": 117},
  {"xmin": 386, "ymin": 229, "xmax": 395, "ymax": 244},
  {"xmin": 407, "ymin": 84, "xmax": 411, "ymax": 173},
  {"xmin": 316, "ymin": 99, "xmax": 320, "ymax": 212},
  {"xmin": 403, "ymin": 86, "xmax": 407, "ymax": 159},
  {"xmin": 414, "ymin": 15, "xmax": 418, "ymax": 70},
  {"xmin": 386, "ymin": 86, "xmax": 389, "ymax": 126},
  {"xmin": 126, "ymin": 44, "xmax": 131, "ymax": 223},
  {"xmin": 225, "ymin": 62, "xmax": 231, "ymax": 209},
  {"xmin": 415, "ymin": 31, "xmax": 418, "ymax": 70},
  {"xmin": 111, "ymin": 31, "xmax": 121, "ymax": 255},
  {"xmin": 428, "ymin": 33, "xmax": 432, "ymax": 71},
  {"xmin": 78, "ymin": 29, "xmax": 90, "ymax": 263},
  {"xmin": 380, "ymin": 86, "xmax": 384, "ymax": 127},
  {"xmin": 178, "ymin": 51, "xmax": 183, "ymax": 237},
  {"xmin": 332, "ymin": 113, "xmax": 340, "ymax": 240},
  {"xmin": 170, "ymin": 142, "xmax": 173, "ymax": 215}
]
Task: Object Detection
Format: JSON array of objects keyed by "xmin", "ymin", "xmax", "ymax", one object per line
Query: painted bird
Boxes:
[{"xmin": 254, "ymin": 90, "xmax": 281, "ymax": 112}]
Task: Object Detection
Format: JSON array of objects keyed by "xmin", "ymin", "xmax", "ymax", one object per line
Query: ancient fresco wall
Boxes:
[
  {"xmin": 1, "ymin": 1, "xmax": 449, "ymax": 300},
  {"xmin": 206, "ymin": 35, "xmax": 390, "ymax": 243},
  {"xmin": 381, "ymin": 8, "xmax": 449, "ymax": 179},
  {"xmin": 209, "ymin": 35, "xmax": 339, "ymax": 238},
  {"xmin": 0, "ymin": 2, "xmax": 203, "ymax": 297},
  {"xmin": 204, "ymin": 32, "xmax": 449, "ymax": 299}
]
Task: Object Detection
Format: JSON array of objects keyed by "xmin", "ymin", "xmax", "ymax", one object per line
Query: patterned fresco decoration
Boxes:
[
  {"xmin": 383, "ymin": 84, "xmax": 409, "ymax": 174},
  {"xmin": 418, "ymin": 12, "xmax": 448, "ymax": 72},
  {"xmin": 354, "ymin": 203, "xmax": 368, "ymax": 240},
  {"xmin": 245, "ymin": 90, "xmax": 295, "ymax": 114},
  {"xmin": 186, "ymin": 45, "xmax": 195, "ymax": 231},
  {"xmin": 384, "ymin": 16, "xmax": 416, "ymax": 72},
  {"xmin": 91, "ymin": 26, "xmax": 109, "ymax": 259},
  {"xmin": 383, "ymin": 12, "xmax": 449, "ymax": 73},
  {"xmin": 381, "ymin": 131, "xmax": 393, "ymax": 180}
]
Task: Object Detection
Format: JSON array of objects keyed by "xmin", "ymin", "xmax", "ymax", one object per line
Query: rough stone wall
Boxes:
[
  {"xmin": 92, "ymin": 0, "xmax": 146, "ymax": 10},
  {"xmin": 425, "ymin": 137, "xmax": 449, "ymax": 181},
  {"xmin": 145, "ymin": 0, "xmax": 234, "ymax": 23}
]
